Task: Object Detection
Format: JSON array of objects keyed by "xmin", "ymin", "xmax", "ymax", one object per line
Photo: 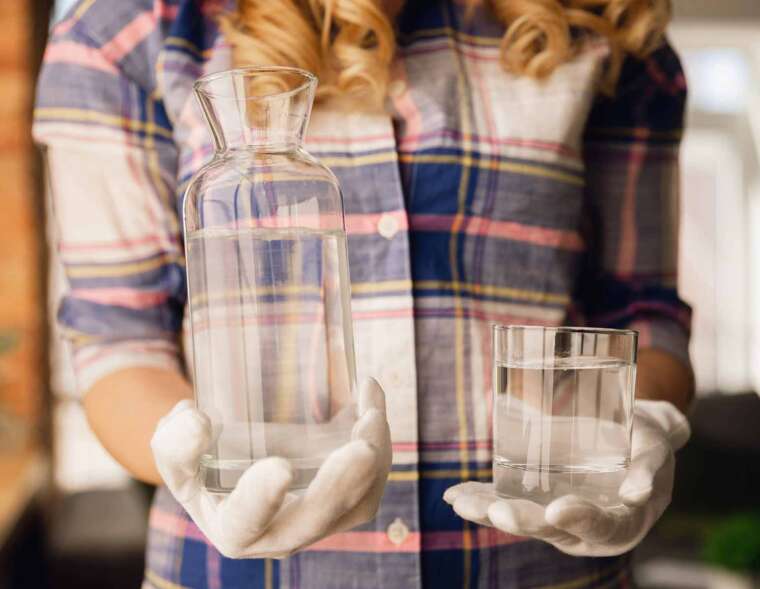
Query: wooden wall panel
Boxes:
[{"xmin": 0, "ymin": 0, "xmax": 44, "ymax": 434}]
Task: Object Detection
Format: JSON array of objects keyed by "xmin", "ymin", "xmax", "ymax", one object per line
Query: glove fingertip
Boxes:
[
  {"xmin": 452, "ymin": 494, "xmax": 490, "ymax": 523},
  {"xmin": 247, "ymin": 456, "xmax": 294, "ymax": 491},
  {"xmin": 443, "ymin": 486, "xmax": 460, "ymax": 505},
  {"xmin": 636, "ymin": 400, "xmax": 691, "ymax": 450},
  {"xmin": 161, "ymin": 399, "xmax": 195, "ymax": 424},
  {"xmin": 359, "ymin": 377, "xmax": 386, "ymax": 415},
  {"xmin": 544, "ymin": 496, "xmax": 597, "ymax": 530},
  {"xmin": 669, "ymin": 419, "xmax": 691, "ymax": 452},
  {"xmin": 619, "ymin": 460, "xmax": 659, "ymax": 506},
  {"xmin": 443, "ymin": 482, "xmax": 491, "ymax": 506},
  {"xmin": 152, "ymin": 406, "xmax": 210, "ymax": 462},
  {"xmin": 267, "ymin": 456, "xmax": 294, "ymax": 476},
  {"xmin": 487, "ymin": 502, "xmax": 519, "ymax": 533},
  {"xmin": 619, "ymin": 483, "xmax": 653, "ymax": 506}
]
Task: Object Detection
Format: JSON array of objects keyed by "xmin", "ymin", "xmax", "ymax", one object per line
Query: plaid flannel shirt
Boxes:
[{"xmin": 35, "ymin": 0, "xmax": 691, "ymax": 587}]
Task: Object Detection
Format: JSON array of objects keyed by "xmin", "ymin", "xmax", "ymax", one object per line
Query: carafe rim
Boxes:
[{"xmin": 194, "ymin": 66, "xmax": 318, "ymax": 102}]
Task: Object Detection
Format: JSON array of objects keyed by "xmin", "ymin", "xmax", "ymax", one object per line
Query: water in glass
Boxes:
[{"xmin": 493, "ymin": 355, "xmax": 635, "ymax": 506}]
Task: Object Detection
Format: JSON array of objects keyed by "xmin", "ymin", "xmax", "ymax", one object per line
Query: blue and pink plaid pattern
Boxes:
[{"xmin": 35, "ymin": 0, "xmax": 690, "ymax": 587}]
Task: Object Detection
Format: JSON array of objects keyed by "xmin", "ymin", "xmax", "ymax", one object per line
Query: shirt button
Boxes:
[
  {"xmin": 388, "ymin": 79, "xmax": 407, "ymax": 98},
  {"xmin": 377, "ymin": 213, "xmax": 400, "ymax": 239},
  {"xmin": 387, "ymin": 517, "xmax": 409, "ymax": 545}
]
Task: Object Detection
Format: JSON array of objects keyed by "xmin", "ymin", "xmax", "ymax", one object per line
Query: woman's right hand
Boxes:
[{"xmin": 150, "ymin": 378, "xmax": 392, "ymax": 559}]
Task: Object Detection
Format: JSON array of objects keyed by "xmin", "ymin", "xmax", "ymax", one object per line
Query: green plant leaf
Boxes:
[{"xmin": 703, "ymin": 513, "xmax": 760, "ymax": 573}]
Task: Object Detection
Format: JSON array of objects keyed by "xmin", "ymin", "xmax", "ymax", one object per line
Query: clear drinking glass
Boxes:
[
  {"xmin": 492, "ymin": 326, "xmax": 637, "ymax": 507},
  {"xmin": 184, "ymin": 67, "xmax": 357, "ymax": 494}
]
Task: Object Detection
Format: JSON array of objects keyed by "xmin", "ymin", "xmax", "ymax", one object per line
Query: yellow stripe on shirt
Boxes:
[
  {"xmin": 65, "ymin": 253, "xmax": 183, "ymax": 278},
  {"xmin": 144, "ymin": 570, "xmax": 192, "ymax": 589},
  {"xmin": 399, "ymin": 153, "xmax": 584, "ymax": 186},
  {"xmin": 414, "ymin": 280, "xmax": 570, "ymax": 305},
  {"xmin": 318, "ymin": 152, "xmax": 399, "ymax": 168},
  {"xmin": 35, "ymin": 107, "xmax": 175, "ymax": 140}
]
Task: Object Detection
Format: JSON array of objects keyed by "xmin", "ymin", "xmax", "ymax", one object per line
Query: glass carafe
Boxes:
[{"xmin": 184, "ymin": 67, "xmax": 357, "ymax": 494}]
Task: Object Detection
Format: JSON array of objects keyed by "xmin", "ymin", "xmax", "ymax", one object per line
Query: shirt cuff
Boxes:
[
  {"xmin": 72, "ymin": 340, "xmax": 183, "ymax": 395},
  {"xmin": 627, "ymin": 317, "xmax": 691, "ymax": 368}
]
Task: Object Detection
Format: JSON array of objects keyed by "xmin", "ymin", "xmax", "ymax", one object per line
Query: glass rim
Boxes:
[
  {"xmin": 492, "ymin": 324, "xmax": 638, "ymax": 338},
  {"xmin": 193, "ymin": 66, "xmax": 318, "ymax": 101}
]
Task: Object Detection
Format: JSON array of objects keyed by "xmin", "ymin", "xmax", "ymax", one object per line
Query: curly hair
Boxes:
[{"xmin": 219, "ymin": 0, "xmax": 671, "ymax": 105}]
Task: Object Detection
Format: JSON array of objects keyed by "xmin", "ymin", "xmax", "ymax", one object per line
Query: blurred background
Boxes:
[{"xmin": 0, "ymin": 0, "xmax": 758, "ymax": 588}]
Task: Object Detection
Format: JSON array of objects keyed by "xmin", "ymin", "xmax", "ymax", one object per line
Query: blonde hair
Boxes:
[{"xmin": 219, "ymin": 0, "xmax": 671, "ymax": 105}]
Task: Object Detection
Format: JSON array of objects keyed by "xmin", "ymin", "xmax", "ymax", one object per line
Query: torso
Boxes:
[{"xmin": 143, "ymin": 1, "xmax": 632, "ymax": 586}]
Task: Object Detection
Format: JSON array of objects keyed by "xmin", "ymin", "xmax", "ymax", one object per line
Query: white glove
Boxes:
[
  {"xmin": 150, "ymin": 378, "xmax": 392, "ymax": 559},
  {"xmin": 443, "ymin": 400, "xmax": 690, "ymax": 557}
]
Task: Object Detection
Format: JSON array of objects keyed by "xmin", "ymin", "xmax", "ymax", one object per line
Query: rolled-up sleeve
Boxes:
[
  {"xmin": 34, "ymin": 20, "xmax": 185, "ymax": 393},
  {"xmin": 579, "ymin": 41, "xmax": 692, "ymax": 365}
]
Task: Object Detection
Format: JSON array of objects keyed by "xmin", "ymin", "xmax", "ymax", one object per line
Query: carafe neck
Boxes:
[{"xmin": 194, "ymin": 67, "xmax": 316, "ymax": 154}]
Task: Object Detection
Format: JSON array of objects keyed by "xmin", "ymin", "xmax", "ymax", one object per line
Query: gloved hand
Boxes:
[
  {"xmin": 443, "ymin": 400, "xmax": 690, "ymax": 557},
  {"xmin": 151, "ymin": 378, "xmax": 392, "ymax": 559}
]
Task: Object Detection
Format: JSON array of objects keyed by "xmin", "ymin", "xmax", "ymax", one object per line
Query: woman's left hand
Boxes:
[{"xmin": 443, "ymin": 400, "xmax": 691, "ymax": 557}]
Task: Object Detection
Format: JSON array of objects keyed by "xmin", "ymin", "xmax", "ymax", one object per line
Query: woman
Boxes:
[{"xmin": 35, "ymin": 0, "xmax": 693, "ymax": 587}]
